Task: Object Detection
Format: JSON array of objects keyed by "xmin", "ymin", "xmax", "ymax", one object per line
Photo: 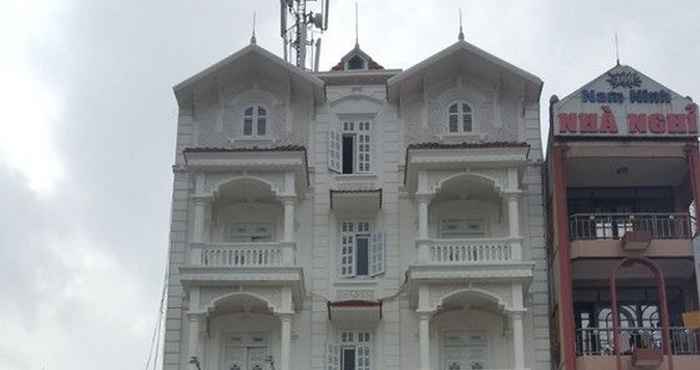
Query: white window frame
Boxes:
[
  {"xmin": 446, "ymin": 101, "xmax": 474, "ymax": 135},
  {"xmin": 441, "ymin": 331, "xmax": 489, "ymax": 370},
  {"xmin": 328, "ymin": 118, "xmax": 373, "ymax": 175},
  {"xmin": 326, "ymin": 331, "xmax": 372, "ymax": 370},
  {"xmin": 221, "ymin": 333, "xmax": 269, "ymax": 370},
  {"xmin": 338, "ymin": 220, "xmax": 384, "ymax": 278},
  {"xmin": 345, "ymin": 54, "xmax": 368, "ymax": 70},
  {"xmin": 439, "ymin": 218, "xmax": 486, "ymax": 239},
  {"xmin": 224, "ymin": 223, "xmax": 275, "ymax": 243},
  {"xmin": 242, "ymin": 104, "xmax": 270, "ymax": 138}
]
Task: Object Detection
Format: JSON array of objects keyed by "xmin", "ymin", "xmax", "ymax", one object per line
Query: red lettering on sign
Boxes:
[
  {"xmin": 599, "ymin": 106, "xmax": 618, "ymax": 133},
  {"xmin": 627, "ymin": 114, "xmax": 648, "ymax": 133},
  {"xmin": 648, "ymin": 113, "xmax": 666, "ymax": 134},
  {"xmin": 578, "ymin": 113, "xmax": 598, "ymax": 133},
  {"xmin": 558, "ymin": 113, "xmax": 578, "ymax": 133},
  {"xmin": 687, "ymin": 104, "xmax": 698, "ymax": 133},
  {"xmin": 666, "ymin": 114, "xmax": 686, "ymax": 133}
]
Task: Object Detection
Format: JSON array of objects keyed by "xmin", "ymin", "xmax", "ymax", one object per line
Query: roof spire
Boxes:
[
  {"xmin": 354, "ymin": 2, "xmax": 359, "ymax": 47},
  {"xmin": 250, "ymin": 12, "xmax": 257, "ymax": 44},
  {"xmin": 458, "ymin": 8, "xmax": 464, "ymax": 41},
  {"xmin": 614, "ymin": 32, "xmax": 620, "ymax": 66}
]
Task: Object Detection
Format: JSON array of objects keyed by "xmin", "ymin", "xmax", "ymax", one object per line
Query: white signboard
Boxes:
[{"xmin": 553, "ymin": 65, "xmax": 698, "ymax": 138}]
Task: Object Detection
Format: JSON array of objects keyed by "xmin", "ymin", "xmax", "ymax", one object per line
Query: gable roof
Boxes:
[
  {"xmin": 387, "ymin": 40, "xmax": 542, "ymax": 102},
  {"xmin": 173, "ymin": 43, "xmax": 325, "ymax": 105},
  {"xmin": 554, "ymin": 63, "xmax": 692, "ymax": 107},
  {"xmin": 330, "ymin": 44, "xmax": 384, "ymax": 71}
]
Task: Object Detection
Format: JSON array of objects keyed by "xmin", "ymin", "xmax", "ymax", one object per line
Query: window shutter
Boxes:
[
  {"xmin": 326, "ymin": 343, "xmax": 340, "ymax": 370},
  {"xmin": 328, "ymin": 128, "xmax": 342, "ymax": 173},
  {"xmin": 370, "ymin": 232, "xmax": 384, "ymax": 276},
  {"xmin": 339, "ymin": 231, "xmax": 356, "ymax": 278}
]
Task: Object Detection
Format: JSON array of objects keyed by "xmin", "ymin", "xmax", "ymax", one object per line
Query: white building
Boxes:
[{"xmin": 164, "ymin": 31, "xmax": 550, "ymax": 370}]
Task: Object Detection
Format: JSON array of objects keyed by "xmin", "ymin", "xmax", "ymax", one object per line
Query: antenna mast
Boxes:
[{"xmin": 280, "ymin": 0, "xmax": 330, "ymax": 71}]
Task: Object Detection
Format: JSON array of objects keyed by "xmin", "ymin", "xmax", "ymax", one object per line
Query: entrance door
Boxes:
[
  {"xmin": 442, "ymin": 332, "xmax": 489, "ymax": 370},
  {"xmin": 222, "ymin": 334, "xmax": 269, "ymax": 370}
]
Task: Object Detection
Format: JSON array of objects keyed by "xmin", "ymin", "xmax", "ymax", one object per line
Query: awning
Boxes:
[
  {"xmin": 327, "ymin": 300, "xmax": 382, "ymax": 324},
  {"xmin": 330, "ymin": 189, "xmax": 382, "ymax": 212}
]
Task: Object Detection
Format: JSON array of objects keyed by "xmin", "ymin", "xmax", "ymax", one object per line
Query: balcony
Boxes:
[
  {"xmin": 568, "ymin": 213, "xmax": 695, "ymax": 259},
  {"xmin": 575, "ymin": 327, "xmax": 700, "ymax": 370},
  {"xmin": 179, "ymin": 241, "xmax": 303, "ymax": 298},
  {"xmin": 193, "ymin": 241, "xmax": 295, "ymax": 267},
  {"xmin": 409, "ymin": 237, "xmax": 533, "ymax": 282}
]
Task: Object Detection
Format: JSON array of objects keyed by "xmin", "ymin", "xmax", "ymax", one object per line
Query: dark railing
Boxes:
[
  {"xmin": 569, "ymin": 213, "xmax": 693, "ymax": 240},
  {"xmin": 576, "ymin": 327, "xmax": 700, "ymax": 356}
]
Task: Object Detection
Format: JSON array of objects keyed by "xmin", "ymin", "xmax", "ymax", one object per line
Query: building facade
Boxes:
[
  {"xmin": 163, "ymin": 35, "xmax": 550, "ymax": 370},
  {"xmin": 546, "ymin": 65, "xmax": 700, "ymax": 370}
]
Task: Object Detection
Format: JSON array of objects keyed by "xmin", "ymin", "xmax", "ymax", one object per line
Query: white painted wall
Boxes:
[{"xmin": 164, "ymin": 46, "xmax": 549, "ymax": 370}]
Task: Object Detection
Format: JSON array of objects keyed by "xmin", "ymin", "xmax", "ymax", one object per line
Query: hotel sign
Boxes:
[{"xmin": 553, "ymin": 66, "xmax": 698, "ymax": 137}]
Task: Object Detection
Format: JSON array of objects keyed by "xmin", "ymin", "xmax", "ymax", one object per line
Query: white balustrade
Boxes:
[
  {"xmin": 190, "ymin": 242, "xmax": 295, "ymax": 267},
  {"xmin": 418, "ymin": 238, "xmax": 519, "ymax": 264}
]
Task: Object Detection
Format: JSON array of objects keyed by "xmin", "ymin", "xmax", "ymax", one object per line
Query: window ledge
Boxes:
[
  {"xmin": 334, "ymin": 279, "xmax": 379, "ymax": 287},
  {"xmin": 334, "ymin": 173, "xmax": 378, "ymax": 181},
  {"xmin": 439, "ymin": 132, "xmax": 485, "ymax": 140},
  {"xmin": 232, "ymin": 137, "xmax": 275, "ymax": 144}
]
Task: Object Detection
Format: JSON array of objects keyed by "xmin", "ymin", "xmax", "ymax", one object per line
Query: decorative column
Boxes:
[
  {"xmin": 281, "ymin": 195, "xmax": 296, "ymax": 242},
  {"xmin": 416, "ymin": 193, "xmax": 431, "ymax": 240},
  {"xmin": 418, "ymin": 312, "xmax": 431, "ymax": 370},
  {"xmin": 511, "ymin": 311, "xmax": 526, "ymax": 370},
  {"xmin": 279, "ymin": 313, "xmax": 293, "ymax": 370},
  {"xmin": 187, "ymin": 313, "xmax": 203, "ymax": 369},
  {"xmin": 417, "ymin": 284, "xmax": 432, "ymax": 370},
  {"xmin": 192, "ymin": 195, "xmax": 211, "ymax": 243},
  {"xmin": 505, "ymin": 191, "xmax": 522, "ymax": 259}
]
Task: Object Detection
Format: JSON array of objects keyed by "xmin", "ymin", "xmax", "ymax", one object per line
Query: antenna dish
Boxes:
[{"xmin": 312, "ymin": 13, "xmax": 324, "ymax": 29}]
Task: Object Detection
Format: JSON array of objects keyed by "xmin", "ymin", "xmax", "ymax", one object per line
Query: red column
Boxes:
[
  {"xmin": 553, "ymin": 145, "xmax": 577, "ymax": 370},
  {"xmin": 686, "ymin": 143, "xmax": 700, "ymax": 221}
]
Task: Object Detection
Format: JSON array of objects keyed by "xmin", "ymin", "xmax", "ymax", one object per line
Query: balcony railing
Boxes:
[
  {"xmin": 569, "ymin": 213, "xmax": 693, "ymax": 240},
  {"xmin": 190, "ymin": 242, "xmax": 295, "ymax": 267},
  {"xmin": 417, "ymin": 237, "xmax": 521, "ymax": 265},
  {"xmin": 576, "ymin": 327, "xmax": 700, "ymax": 356}
]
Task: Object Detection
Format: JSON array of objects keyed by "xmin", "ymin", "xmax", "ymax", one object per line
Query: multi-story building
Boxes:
[
  {"xmin": 546, "ymin": 64, "xmax": 700, "ymax": 370},
  {"xmin": 163, "ymin": 31, "xmax": 550, "ymax": 370}
]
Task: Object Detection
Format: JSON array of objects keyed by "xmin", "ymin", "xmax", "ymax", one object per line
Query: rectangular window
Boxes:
[
  {"xmin": 334, "ymin": 331, "xmax": 371, "ymax": 370},
  {"xmin": 225, "ymin": 223, "xmax": 273, "ymax": 242},
  {"xmin": 330, "ymin": 120, "xmax": 372, "ymax": 174},
  {"xmin": 338, "ymin": 221, "xmax": 384, "ymax": 278},
  {"xmin": 439, "ymin": 218, "xmax": 485, "ymax": 239}
]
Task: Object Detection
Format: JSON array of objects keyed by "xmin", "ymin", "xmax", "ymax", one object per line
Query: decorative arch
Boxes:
[
  {"xmin": 206, "ymin": 291, "xmax": 278, "ymax": 314},
  {"xmin": 610, "ymin": 257, "xmax": 674, "ymax": 370},
  {"xmin": 436, "ymin": 287, "xmax": 508, "ymax": 314},
  {"xmin": 210, "ymin": 175, "xmax": 281, "ymax": 198},
  {"xmin": 329, "ymin": 93, "xmax": 384, "ymax": 111},
  {"xmin": 429, "ymin": 86, "xmax": 485, "ymax": 134},
  {"xmin": 432, "ymin": 171, "xmax": 503, "ymax": 196}
]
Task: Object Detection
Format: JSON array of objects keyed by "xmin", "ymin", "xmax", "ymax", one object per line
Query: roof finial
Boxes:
[
  {"xmin": 458, "ymin": 8, "xmax": 464, "ymax": 41},
  {"xmin": 614, "ymin": 32, "xmax": 620, "ymax": 66},
  {"xmin": 250, "ymin": 12, "xmax": 257, "ymax": 44},
  {"xmin": 354, "ymin": 2, "xmax": 359, "ymax": 47}
]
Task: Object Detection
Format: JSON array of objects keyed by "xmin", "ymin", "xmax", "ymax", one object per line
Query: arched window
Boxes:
[
  {"xmin": 243, "ymin": 105, "xmax": 267, "ymax": 137},
  {"xmin": 447, "ymin": 102, "xmax": 473, "ymax": 134},
  {"xmin": 346, "ymin": 55, "xmax": 366, "ymax": 70}
]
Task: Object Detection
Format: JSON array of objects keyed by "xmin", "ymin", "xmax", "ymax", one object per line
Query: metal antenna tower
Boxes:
[{"xmin": 280, "ymin": 0, "xmax": 329, "ymax": 71}]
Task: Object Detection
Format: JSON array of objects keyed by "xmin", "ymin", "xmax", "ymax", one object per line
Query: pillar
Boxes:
[
  {"xmin": 418, "ymin": 312, "xmax": 431, "ymax": 370},
  {"xmin": 187, "ymin": 313, "xmax": 203, "ymax": 369},
  {"xmin": 417, "ymin": 194, "xmax": 431, "ymax": 240},
  {"xmin": 511, "ymin": 311, "xmax": 525, "ymax": 370},
  {"xmin": 281, "ymin": 196, "xmax": 296, "ymax": 242},
  {"xmin": 553, "ymin": 145, "xmax": 577, "ymax": 370},
  {"xmin": 192, "ymin": 196, "xmax": 210, "ymax": 243},
  {"xmin": 279, "ymin": 313, "xmax": 293, "ymax": 370},
  {"xmin": 506, "ymin": 192, "xmax": 521, "ymax": 238}
]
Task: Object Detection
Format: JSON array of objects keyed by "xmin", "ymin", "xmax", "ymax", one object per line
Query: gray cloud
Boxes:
[{"xmin": 1, "ymin": 1, "xmax": 698, "ymax": 369}]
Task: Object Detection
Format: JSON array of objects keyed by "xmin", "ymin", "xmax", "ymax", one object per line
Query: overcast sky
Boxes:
[{"xmin": 1, "ymin": 1, "xmax": 699, "ymax": 369}]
